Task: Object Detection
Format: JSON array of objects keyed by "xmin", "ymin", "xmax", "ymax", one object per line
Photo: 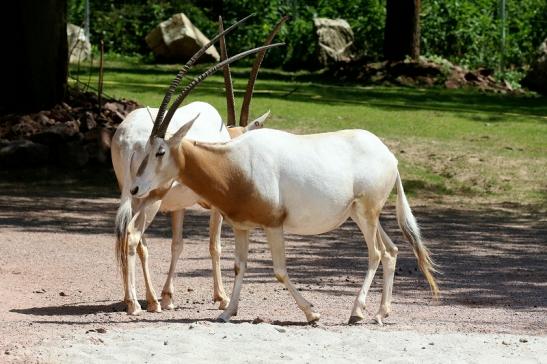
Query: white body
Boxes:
[
  {"xmin": 226, "ymin": 129, "xmax": 398, "ymax": 234},
  {"xmin": 111, "ymin": 102, "xmax": 231, "ymax": 314},
  {"xmin": 132, "ymin": 126, "xmax": 439, "ymax": 324}
]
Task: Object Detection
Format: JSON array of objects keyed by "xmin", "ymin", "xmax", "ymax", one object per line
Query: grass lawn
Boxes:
[{"xmin": 70, "ymin": 57, "xmax": 547, "ymax": 211}]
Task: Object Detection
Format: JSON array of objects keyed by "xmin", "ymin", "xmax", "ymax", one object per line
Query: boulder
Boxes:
[
  {"xmin": 313, "ymin": 18, "xmax": 355, "ymax": 66},
  {"xmin": 67, "ymin": 23, "xmax": 91, "ymax": 63},
  {"xmin": 145, "ymin": 13, "xmax": 219, "ymax": 62},
  {"xmin": 521, "ymin": 38, "xmax": 547, "ymax": 95}
]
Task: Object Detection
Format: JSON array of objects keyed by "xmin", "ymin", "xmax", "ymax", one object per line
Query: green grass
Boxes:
[{"xmin": 70, "ymin": 58, "xmax": 547, "ymax": 210}]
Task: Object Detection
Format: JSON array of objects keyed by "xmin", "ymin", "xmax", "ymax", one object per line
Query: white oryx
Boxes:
[
  {"xmin": 130, "ymin": 53, "xmax": 440, "ymax": 325},
  {"xmin": 111, "ymin": 15, "xmax": 286, "ymax": 315}
]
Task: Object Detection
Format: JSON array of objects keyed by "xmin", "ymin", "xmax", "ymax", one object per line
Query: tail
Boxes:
[
  {"xmin": 115, "ymin": 195, "xmax": 132, "ymax": 283},
  {"xmin": 395, "ymin": 171, "xmax": 440, "ymax": 298}
]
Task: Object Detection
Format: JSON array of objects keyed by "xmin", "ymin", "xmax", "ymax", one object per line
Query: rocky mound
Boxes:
[
  {"xmin": 0, "ymin": 89, "xmax": 139, "ymax": 168},
  {"xmin": 330, "ymin": 57, "xmax": 518, "ymax": 93}
]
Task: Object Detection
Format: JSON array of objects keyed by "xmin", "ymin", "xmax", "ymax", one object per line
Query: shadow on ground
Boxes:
[{"xmin": 2, "ymin": 172, "xmax": 545, "ymax": 317}]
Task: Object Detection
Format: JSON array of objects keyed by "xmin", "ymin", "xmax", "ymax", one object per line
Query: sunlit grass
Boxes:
[{"xmin": 70, "ymin": 58, "xmax": 547, "ymax": 209}]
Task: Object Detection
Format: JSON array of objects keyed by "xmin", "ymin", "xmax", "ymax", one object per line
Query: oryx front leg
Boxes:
[
  {"xmin": 161, "ymin": 209, "xmax": 185, "ymax": 310},
  {"xmin": 217, "ymin": 229, "xmax": 249, "ymax": 322},
  {"xmin": 374, "ymin": 223, "xmax": 398, "ymax": 325},
  {"xmin": 135, "ymin": 199, "xmax": 162, "ymax": 313},
  {"xmin": 348, "ymin": 204, "xmax": 381, "ymax": 325},
  {"xmin": 137, "ymin": 237, "xmax": 161, "ymax": 312},
  {"xmin": 266, "ymin": 228, "xmax": 320, "ymax": 323},
  {"xmin": 209, "ymin": 208, "xmax": 229, "ymax": 310},
  {"xmin": 125, "ymin": 216, "xmax": 143, "ymax": 315}
]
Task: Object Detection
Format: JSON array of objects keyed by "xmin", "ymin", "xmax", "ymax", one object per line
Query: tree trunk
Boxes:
[
  {"xmin": 384, "ymin": 0, "xmax": 420, "ymax": 61},
  {"xmin": 1, "ymin": 0, "xmax": 68, "ymax": 113}
]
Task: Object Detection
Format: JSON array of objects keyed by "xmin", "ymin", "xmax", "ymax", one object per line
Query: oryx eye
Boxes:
[{"xmin": 155, "ymin": 147, "xmax": 165, "ymax": 157}]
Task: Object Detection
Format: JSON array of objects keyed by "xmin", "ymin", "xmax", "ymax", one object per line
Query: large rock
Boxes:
[
  {"xmin": 521, "ymin": 38, "xmax": 547, "ymax": 95},
  {"xmin": 67, "ymin": 23, "xmax": 91, "ymax": 63},
  {"xmin": 314, "ymin": 18, "xmax": 355, "ymax": 66},
  {"xmin": 145, "ymin": 13, "xmax": 219, "ymax": 62}
]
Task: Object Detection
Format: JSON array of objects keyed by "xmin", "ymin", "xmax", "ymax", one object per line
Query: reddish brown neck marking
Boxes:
[{"xmin": 173, "ymin": 140, "xmax": 286, "ymax": 227}]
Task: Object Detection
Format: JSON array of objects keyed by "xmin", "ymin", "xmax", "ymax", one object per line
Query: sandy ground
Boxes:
[
  {"xmin": 0, "ymin": 179, "xmax": 546, "ymax": 362},
  {"xmin": 42, "ymin": 322, "xmax": 547, "ymax": 363}
]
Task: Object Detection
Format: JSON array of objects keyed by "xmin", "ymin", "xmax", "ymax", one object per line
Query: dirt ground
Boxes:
[{"xmin": 0, "ymin": 176, "xmax": 545, "ymax": 362}]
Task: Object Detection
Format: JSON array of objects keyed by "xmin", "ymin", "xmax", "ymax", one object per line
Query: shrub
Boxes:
[{"xmin": 68, "ymin": 0, "xmax": 547, "ymax": 71}]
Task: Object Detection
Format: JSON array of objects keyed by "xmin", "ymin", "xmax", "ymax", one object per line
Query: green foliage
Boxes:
[
  {"xmin": 421, "ymin": 0, "xmax": 547, "ymax": 70},
  {"xmin": 68, "ymin": 0, "xmax": 216, "ymax": 56},
  {"xmin": 67, "ymin": 0, "xmax": 547, "ymax": 72},
  {"xmin": 221, "ymin": 0, "xmax": 385, "ymax": 68}
]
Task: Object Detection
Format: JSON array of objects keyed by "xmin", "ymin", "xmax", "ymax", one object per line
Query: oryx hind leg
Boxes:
[
  {"xmin": 374, "ymin": 223, "xmax": 398, "ymax": 325},
  {"xmin": 348, "ymin": 200, "xmax": 381, "ymax": 324}
]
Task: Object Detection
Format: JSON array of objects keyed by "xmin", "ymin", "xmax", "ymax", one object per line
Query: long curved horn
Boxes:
[
  {"xmin": 150, "ymin": 13, "xmax": 255, "ymax": 138},
  {"xmin": 157, "ymin": 43, "xmax": 285, "ymax": 138},
  {"xmin": 239, "ymin": 15, "xmax": 289, "ymax": 127},
  {"xmin": 219, "ymin": 16, "xmax": 236, "ymax": 127}
]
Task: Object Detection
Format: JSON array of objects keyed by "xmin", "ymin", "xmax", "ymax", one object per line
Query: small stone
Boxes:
[
  {"xmin": 421, "ymin": 347, "xmax": 425, "ymax": 349},
  {"xmin": 275, "ymin": 327, "xmax": 286, "ymax": 333},
  {"xmin": 187, "ymin": 288, "xmax": 194, "ymax": 292},
  {"xmin": 502, "ymin": 341, "xmax": 510, "ymax": 345},
  {"xmin": 59, "ymin": 292, "xmax": 67, "ymax": 296},
  {"xmin": 189, "ymin": 324, "xmax": 194, "ymax": 330},
  {"xmin": 429, "ymin": 342, "xmax": 434, "ymax": 346},
  {"xmin": 96, "ymin": 328, "xmax": 107, "ymax": 334},
  {"xmin": 164, "ymin": 341, "xmax": 168, "ymax": 346},
  {"xmin": 5, "ymin": 350, "xmax": 10, "ymax": 355},
  {"xmin": 252, "ymin": 317, "xmax": 264, "ymax": 324},
  {"xmin": 222, "ymin": 335, "xmax": 227, "ymax": 339},
  {"xmin": 519, "ymin": 338, "xmax": 528, "ymax": 343}
]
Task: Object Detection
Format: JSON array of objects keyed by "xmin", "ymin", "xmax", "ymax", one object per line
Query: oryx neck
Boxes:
[{"xmin": 175, "ymin": 139, "xmax": 236, "ymax": 201}]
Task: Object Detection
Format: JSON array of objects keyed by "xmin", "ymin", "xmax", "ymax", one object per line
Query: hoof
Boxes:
[
  {"xmin": 348, "ymin": 315, "xmax": 363, "ymax": 325},
  {"xmin": 374, "ymin": 311, "xmax": 388, "ymax": 326},
  {"xmin": 218, "ymin": 299, "xmax": 230, "ymax": 311},
  {"xmin": 127, "ymin": 307, "xmax": 142, "ymax": 315},
  {"xmin": 216, "ymin": 315, "xmax": 229, "ymax": 323},
  {"xmin": 126, "ymin": 301, "xmax": 142, "ymax": 315},
  {"xmin": 306, "ymin": 312, "xmax": 321, "ymax": 324},
  {"xmin": 161, "ymin": 292, "xmax": 174, "ymax": 310},
  {"xmin": 161, "ymin": 302, "xmax": 175, "ymax": 310},
  {"xmin": 147, "ymin": 301, "xmax": 162, "ymax": 313}
]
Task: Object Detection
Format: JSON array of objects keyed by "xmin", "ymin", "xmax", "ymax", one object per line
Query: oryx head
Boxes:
[{"xmin": 130, "ymin": 15, "xmax": 287, "ymax": 198}]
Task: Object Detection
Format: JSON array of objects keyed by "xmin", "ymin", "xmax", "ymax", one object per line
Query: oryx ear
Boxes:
[
  {"xmin": 168, "ymin": 113, "xmax": 200, "ymax": 146},
  {"xmin": 245, "ymin": 110, "xmax": 271, "ymax": 131}
]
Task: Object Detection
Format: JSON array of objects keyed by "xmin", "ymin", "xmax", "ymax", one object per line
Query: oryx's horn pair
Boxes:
[
  {"xmin": 149, "ymin": 14, "xmax": 288, "ymax": 140},
  {"xmin": 220, "ymin": 15, "xmax": 289, "ymax": 127}
]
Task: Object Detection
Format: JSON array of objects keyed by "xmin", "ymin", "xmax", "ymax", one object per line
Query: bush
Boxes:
[
  {"xmin": 421, "ymin": 0, "xmax": 547, "ymax": 70},
  {"xmin": 68, "ymin": 0, "xmax": 216, "ymax": 56},
  {"xmin": 68, "ymin": 0, "xmax": 547, "ymax": 71}
]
